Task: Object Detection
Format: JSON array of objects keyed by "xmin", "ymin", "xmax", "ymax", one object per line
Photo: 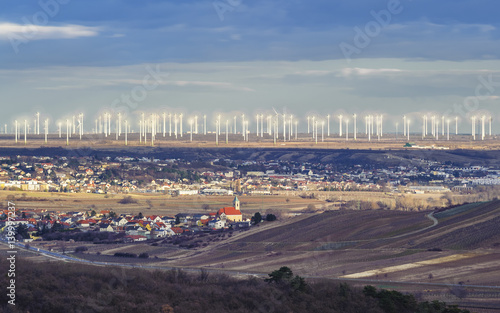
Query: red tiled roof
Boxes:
[{"xmin": 217, "ymin": 207, "xmax": 241, "ymax": 216}]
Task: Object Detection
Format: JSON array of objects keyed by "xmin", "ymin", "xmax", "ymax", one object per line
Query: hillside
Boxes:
[{"xmin": 174, "ymin": 201, "xmax": 500, "ymax": 291}]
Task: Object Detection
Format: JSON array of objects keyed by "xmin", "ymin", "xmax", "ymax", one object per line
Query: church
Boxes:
[{"xmin": 217, "ymin": 196, "xmax": 243, "ymax": 222}]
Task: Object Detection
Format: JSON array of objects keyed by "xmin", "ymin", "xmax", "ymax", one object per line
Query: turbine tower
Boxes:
[
  {"xmin": 338, "ymin": 115, "xmax": 343, "ymax": 137},
  {"xmin": 36, "ymin": 112, "xmax": 40, "ymax": 135}
]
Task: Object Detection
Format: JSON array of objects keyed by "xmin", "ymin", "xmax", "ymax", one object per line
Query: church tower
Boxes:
[{"xmin": 233, "ymin": 196, "xmax": 240, "ymax": 211}]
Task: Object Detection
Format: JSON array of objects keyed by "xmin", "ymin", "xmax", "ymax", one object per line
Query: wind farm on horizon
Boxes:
[{"xmin": 1, "ymin": 110, "xmax": 498, "ymax": 149}]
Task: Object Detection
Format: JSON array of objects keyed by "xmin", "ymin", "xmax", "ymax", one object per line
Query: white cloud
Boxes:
[
  {"xmin": 0, "ymin": 22, "xmax": 99, "ymax": 40},
  {"xmin": 340, "ymin": 68, "xmax": 403, "ymax": 77}
]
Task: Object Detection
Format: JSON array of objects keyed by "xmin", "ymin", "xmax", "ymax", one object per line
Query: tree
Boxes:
[
  {"xmin": 266, "ymin": 214, "xmax": 277, "ymax": 221},
  {"xmin": 251, "ymin": 212, "xmax": 262, "ymax": 224},
  {"xmin": 265, "ymin": 266, "xmax": 307, "ymax": 291},
  {"xmin": 265, "ymin": 266, "xmax": 294, "ymax": 284},
  {"xmin": 118, "ymin": 196, "xmax": 137, "ymax": 204},
  {"xmin": 15, "ymin": 224, "xmax": 29, "ymax": 240}
]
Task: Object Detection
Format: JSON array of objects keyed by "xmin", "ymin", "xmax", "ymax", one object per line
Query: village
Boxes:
[{"xmin": 0, "ymin": 196, "xmax": 260, "ymax": 245}]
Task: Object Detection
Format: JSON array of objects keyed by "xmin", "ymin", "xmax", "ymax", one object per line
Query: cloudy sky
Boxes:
[{"xmin": 0, "ymin": 0, "xmax": 499, "ymax": 132}]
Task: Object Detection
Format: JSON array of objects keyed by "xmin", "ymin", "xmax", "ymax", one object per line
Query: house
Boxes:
[
  {"xmin": 76, "ymin": 220, "xmax": 90, "ymax": 228},
  {"xmin": 113, "ymin": 217, "xmax": 128, "ymax": 226},
  {"xmin": 170, "ymin": 227, "xmax": 187, "ymax": 235},
  {"xmin": 124, "ymin": 235, "xmax": 147, "ymax": 242},
  {"xmin": 98, "ymin": 224, "xmax": 114, "ymax": 232},
  {"xmin": 208, "ymin": 219, "xmax": 225, "ymax": 229}
]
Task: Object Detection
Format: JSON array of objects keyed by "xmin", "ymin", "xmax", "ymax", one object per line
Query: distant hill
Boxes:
[{"xmin": 2, "ymin": 146, "xmax": 500, "ymax": 166}]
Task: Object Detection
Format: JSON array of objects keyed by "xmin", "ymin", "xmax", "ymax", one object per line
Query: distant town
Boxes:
[
  {"xmin": 1, "ymin": 151, "xmax": 500, "ymax": 244},
  {"xmin": 0, "ymin": 153, "xmax": 499, "ymax": 196}
]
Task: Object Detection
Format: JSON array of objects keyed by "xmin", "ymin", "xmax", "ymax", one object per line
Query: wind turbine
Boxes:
[
  {"xmin": 481, "ymin": 115, "xmax": 486, "ymax": 140},
  {"xmin": 436, "ymin": 120, "xmax": 439, "ymax": 140},
  {"xmin": 215, "ymin": 118, "xmax": 219, "ymax": 146},
  {"xmin": 44, "ymin": 119, "xmax": 48, "ymax": 143},
  {"xmin": 403, "ymin": 115, "xmax": 407, "ymax": 136},
  {"xmin": 256, "ymin": 114, "xmax": 259, "ymax": 137},
  {"xmin": 261, "ymin": 114, "xmax": 264, "ymax": 137},
  {"xmin": 15, "ymin": 120, "xmax": 18, "ymax": 143},
  {"xmin": 174, "ymin": 114, "xmax": 178, "ymax": 139},
  {"xmin": 125, "ymin": 120, "xmax": 128, "ymax": 145},
  {"xmin": 314, "ymin": 119, "xmax": 318, "ymax": 144},
  {"xmin": 36, "ymin": 112, "xmax": 40, "ymax": 135},
  {"xmin": 327, "ymin": 114, "xmax": 330, "ymax": 137},
  {"xmin": 66, "ymin": 119, "xmax": 69, "ymax": 146},
  {"xmin": 179, "ymin": 113, "xmax": 183, "ymax": 137},
  {"xmin": 338, "ymin": 115, "xmax": 343, "ymax": 137},
  {"xmin": 471, "ymin": 116, "xmax": 476, "ymax": 140},
  {"xmin": 163, "ymin": 112, "xmax": 166, "ymax": 137},
  {"xmin": 169, "ymin": 113, "xmax": 172, "ymax": 136},
  {"xmin": 79, "ymin": 113, "xmax": 83, "ymax": 140},
  {"xmin": 189, "ymin": 119, "xmax": 193, "ymax": 142},
  {"xmin": 282, "ymin": 113, "xmax": 286, "ymax": 142},
  {"xmin": 24, "ymin": 120, "xmax": 27, "ymax": 145},
  {"xmin": 204, "ymin": 114, "xmax": 207, "ymax": 135},
  {"xmin": 353, "ymin": 114, "xmax": 357, "ymax": 140},
  {"xmin": 345, "ymin": 119, "xmax": 349, "ymax": 141}
]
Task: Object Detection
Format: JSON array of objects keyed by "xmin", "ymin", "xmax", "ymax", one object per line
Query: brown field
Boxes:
[{"xmin": 8, "ymin": 199, "xmax": 500, "ymax": 309}]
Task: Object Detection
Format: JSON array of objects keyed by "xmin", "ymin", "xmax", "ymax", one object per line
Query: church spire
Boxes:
[{"xmin": 233, "ymin": 196, "xmax": 240, "ymax": 211}]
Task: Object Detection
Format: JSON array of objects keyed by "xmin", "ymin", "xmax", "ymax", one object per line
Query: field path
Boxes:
[{"xmin": 387, "ymin": 212, "xmax": 438, "ymax": 240}]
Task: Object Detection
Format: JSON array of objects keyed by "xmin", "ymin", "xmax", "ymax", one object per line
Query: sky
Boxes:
[{"xmin": 0, "ymin": 0, "xmax": 499, "ymax": 133}]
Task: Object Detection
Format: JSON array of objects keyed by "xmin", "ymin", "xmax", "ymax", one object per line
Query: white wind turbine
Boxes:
[
  {"xmin": 345, "ymin": 118, "xmax": 349, "ymax": 141},
  {"xmin": 169, "ymin": 113, "xmax": 172, "ymax": 136},
  {"xmin": 403, "ymin": 115, "xmax": 407, "ymax": 136},
  {"xmin": 24, "ymin": 120, "xmax": 27, "ymax": 145},
  {"xmin": 327, "ymin": 114, "xmax": 330, "ymax": 137},
  {"xmin": 471, "ymin": 116, "xmax": 476, "ymax": 140},
  {"xmin": 66, "ymin": 119, "xmax": 70, "ymax": 146},
  {"xmin": 44, "ymin": 119, "xmax": 48, "ymax": 143},
  {"xmin": 481, "ymin": 115, "xmax": 486, "ymax": 140},
  {"xmin": 14, "ymin": 120, "xmax": 18, "ymax": 143},
  {"xmin": 36, "ymin": 112, "xmax": 40, "ymax": 135},
  {"xmin": 353, "ymin": 114, "xmax": 357, "ymax": 140},
  {"xmin": 338, "ymin": 114, "xmax": 343, "ymax": 137}
]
